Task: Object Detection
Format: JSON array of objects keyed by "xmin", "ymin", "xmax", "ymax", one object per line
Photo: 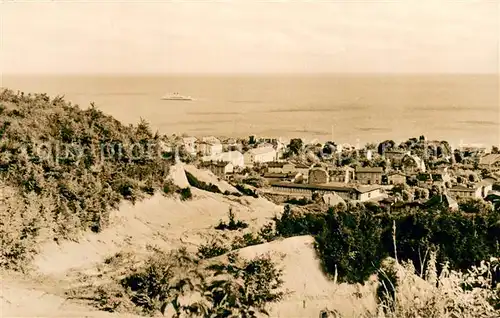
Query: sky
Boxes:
[{"xmin": 1, "ymin": 0, "xmax": 499, "ymax": 74}]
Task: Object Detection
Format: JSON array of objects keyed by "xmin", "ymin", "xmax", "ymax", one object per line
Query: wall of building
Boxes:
[
  {"xmin": 356, "ymin": 172, "xmax": 382, "ymax": 185},
  {"xmin": 388, "ymin": 175, "xmax": 406, "ymax": 185},
  {"xmin": 309, "ymin": 169, "xmax": 329, "ymax": 184},
  {"xmin": 358, "ymin": 189, "xmax": 382, "ymax": 202}
]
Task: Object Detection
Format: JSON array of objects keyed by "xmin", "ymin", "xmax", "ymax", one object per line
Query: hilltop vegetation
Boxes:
[{"xmin": 0, "ymin": 89, "xmax": 173, "ymax": 269}]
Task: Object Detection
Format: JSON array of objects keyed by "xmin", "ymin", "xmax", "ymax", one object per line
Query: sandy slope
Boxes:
[
  {"xmin": 33, "ymin": 192, "xmax": 280, "ymax": 276},
  {"xmin": 6, "ymin": 163, "xmax": 375, "ymax": 317},
  {"xmin": 236, "ymin": 236, "xmax": 378, "ymax": 318},
  {"xmin": 1, "ymin": 271, "xmax": 140, "ymax": 318}
]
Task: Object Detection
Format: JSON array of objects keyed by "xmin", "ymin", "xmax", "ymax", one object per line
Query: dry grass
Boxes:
[{"xmin": 375, "ymin": 253, "xmax": 499, "ymax": 318}]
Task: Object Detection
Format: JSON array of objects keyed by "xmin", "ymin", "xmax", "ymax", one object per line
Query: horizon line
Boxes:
[{"xmin": 3, "ymin": 71, "xmax": 499, "ymax": 77}]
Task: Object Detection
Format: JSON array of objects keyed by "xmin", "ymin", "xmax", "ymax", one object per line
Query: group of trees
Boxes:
[
  {"xmin": 274, "ymin": 202, "xmax": 500, "ymax": 285},
  {"xmin": 0, "ymin": 89, "xmax": 173, "ymax": 269}
]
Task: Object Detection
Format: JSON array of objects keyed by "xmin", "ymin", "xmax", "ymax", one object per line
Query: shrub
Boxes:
[
  {"xmin": 177, "ymin": 187, "xmax": 192, "ymax": 201},
  {"xmin": 231, "ymin": 232, "xmax": 264, "ymax": 250},
  {"xmin": 459, "ymin": 198, "xmax": 493, "ymax": 213},
  {"xmin": 235, "ymin": 184, "xmax": 258, "ymax": 198},
  {"xmin": 284, "ymin": 197, "xmax": 312, "ymax": 206},
  {"xmin": 258, "ymin": 222, "xmax": 277, "ymax": 242},
  {"xmin": 162, "ymin": 180, "xmax": 176, "ymax": 195},
  {"xmin": 204, "ymin": 253, "xmax": 285, "ymax": 317},
  {"xmin": 185, "ymin": 171, "xmax": 221, "ymax": 193},
  {"xmin": 215, "ymin": 208, "xmax": 249, "ymax": 231},
  {"xmin": 95, "ymin": 247, "xmax": 284, "ymax": 317},
  {"xmin": 315, "ymin": 208, "xmax": 387, "ymax": 283},
  {"xmin": 242, "ymin": 176, "xmax": 268, "ymax": 188},
  {"xmin": 197, "ymin": 238, "xmax": 229, "ymax": 259},
  {"xmin": 274, "ymin": 204, "xmax": 326, "ymax": 237},
  {"xmin": 119, "ymin": 247, "xmax": 202, "ymax": 316}
]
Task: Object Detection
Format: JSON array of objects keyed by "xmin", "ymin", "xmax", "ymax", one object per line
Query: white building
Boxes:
[
  {"xmin": 197, "ymin": 136, "xmax": 223, "ymax": 156},
  {"xmin": 202, "ymin": 151, "xmax": 244, "ymax": 168},
  {"xmin": 182, "ymin": 137, "xmax": 198, "ymax": 155},
  {"xmin": 366, "ymin": 149, "xmax": 373, "ymax": 160},
  {"xmin": 244, "ymin": 147, "xmax": 277, "ymax": 165}
]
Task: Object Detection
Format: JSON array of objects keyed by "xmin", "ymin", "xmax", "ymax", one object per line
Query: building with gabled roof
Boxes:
[
  {"xmin": 269, "ymin": 181, "xmax": 384, "ymax": 202},
  {"xmin": 355, "ymin": 166, "xmax": 383, "ymax": 185},
  {"xmin": 244, "ymin": 147, "xmax": 277, "ymax": 165},
  {"xmin": 202, "ymin": 150, "xmax": 244, "ymax": 168},
  {"xmin": 200, "ymin": 160, "xmax": 234, "ymax": 178}
]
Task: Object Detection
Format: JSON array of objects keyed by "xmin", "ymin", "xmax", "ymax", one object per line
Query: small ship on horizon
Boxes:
[{"xmin": 161, "ymin": 92, "xmax": 193, "ymax": 101}]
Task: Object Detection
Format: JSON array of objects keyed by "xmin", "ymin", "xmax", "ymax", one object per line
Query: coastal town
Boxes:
[{"xmin": 163, "ymin": 134, "xmax": 500, "ymax": 210}]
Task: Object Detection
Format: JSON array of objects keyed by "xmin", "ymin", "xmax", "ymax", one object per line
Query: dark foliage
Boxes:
[
  {"xmin": 215, "ymin": 208, "xmax": 249, "ymax": 231},
  {"xmin": 274, "ymin": 202, "xmax": 500, "ymax": 284},
  {"xmin": 235, "ymin": 184, "xmax": 259, "ymax": 198},
  {"xmin": 177, "ymin": 187, "xmax": 192, "ymax": 201},
  {"xmin": 197, "ymin": 239, "xmax": 230, "ymax": 259},
  {"xmin": 0, "ymin": 89, "xmax": 172, "ymax": 269},
  {"xmin": 114, "ymin": 248, "xmax": 284, "ymax": 317},
  {"xmin": 185, "ymin": 171, "xmax": 221, "ymax": 193},
  {"xmin": 284, "ymin": 197, "xmax": 312, "ymax": 206}
]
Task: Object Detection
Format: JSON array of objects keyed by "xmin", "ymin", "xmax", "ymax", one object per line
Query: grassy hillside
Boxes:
[{"xmin": 0, "ymin": 89, "xmax": 173, "ymax": 269}]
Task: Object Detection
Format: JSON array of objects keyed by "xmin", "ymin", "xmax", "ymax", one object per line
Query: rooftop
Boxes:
[
  {"xmin": 246, "ymin": 147, "xmax": 276, "ymax": 155},
  {"xmin": 479, "ymin": 154, "xmax": 500, "ymax": 166},
  {"xmin": 201, "ymin": 160, "xmax": 232, "ymax": 168},
  {"xmin": 270, "ymin": 181, "xmax": 381, "ymax": 193},
  {"xmin": 355, "ymin": 166, "xmax": 383, "ymax": 173},
  {"xmin": 267, "ymin": 161, "xmax": 286, "ymax": 168},
  {"xmin": 388, "ymin": 172, "xmax": 406, "ymax": 178}
]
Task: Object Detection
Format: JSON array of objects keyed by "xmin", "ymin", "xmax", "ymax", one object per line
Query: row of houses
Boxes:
[{"xmin": 268, "ymin": 182, "xmax": 384, "ymax": 202}]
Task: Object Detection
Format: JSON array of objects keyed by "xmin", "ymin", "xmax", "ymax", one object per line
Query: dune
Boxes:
[
  {"xmin": 235, "ymin": 236, "xmax": 378, "ymax": 318},
  {"xmin": 33, "ymin": 189, "xmax": 280, "ymax": 276},
  {"xmin": 168, "ymin": 161, "xmax": 190, "ymax": 188},
  {"xmin": 0, "ymin": 271, "xmax": 141, "ymax": 318}
]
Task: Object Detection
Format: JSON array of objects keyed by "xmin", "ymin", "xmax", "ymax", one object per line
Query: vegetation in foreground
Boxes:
[
  {"xmin": 0, "ymin": 89, "xmax": 173, "ymax": 270},
  {"xmin": 71, "ymin": 247, "xmax": 285, "ymax": 318}
]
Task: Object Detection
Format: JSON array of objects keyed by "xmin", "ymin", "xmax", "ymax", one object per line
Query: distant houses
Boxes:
[
  {"xmin": 197, "ymin": 136, "xmax": 223, "ymax": 156},
  {"xmin": 177, "ymin": 133, "xmax": 500, "ymax": 209},
  {"xmin": 202, "ymin": 150, "xmax": 244, "ymax": 168},
  {"xmin": 244, "ymin": 147, "xmax": 277, "ymax": 165},
  {"xmin": 182, "ymin": 136, "xmax": 198, "ymax": 155},
  {"xmin": 200, "ymin": 161, "xmax": 234, "ymax": 178},
  {"xmin": 479, "ymin": 154, "xmax": 500, "ymax": 170},
  {"xmin": 448, "ymin": 179, "xmax": 494, "ymax": 200},
  {"xmin": 329, "ymin": 166, "xmax": 355, "ymax": 184},
  {"xmin": 269, "ymin": 182, "xmax": 384, "ymax": 202},
  {"xmin": 387, "ymin": 171, "xmax": 406, "ymax": 185},
  {"xmin": 308, "ymin": 167, "xmax": 329, "ymax": 184},
  {"xmin": 355, "ymin": 166, "xmax": 383, "ymax": 185}
]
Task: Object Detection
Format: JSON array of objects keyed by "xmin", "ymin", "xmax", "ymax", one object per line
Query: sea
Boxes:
[{"xmin": 2, "ymin": 74, "xmax": 499, "ymax": 148}]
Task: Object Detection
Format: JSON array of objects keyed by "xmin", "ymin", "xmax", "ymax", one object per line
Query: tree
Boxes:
[
  {"xmin": 459, "ymin": 198, "xmax": 493, "ymax": 213},
  {"xmin": 378, "ymin": 140, "xmax": 395, "ymax": 155},
  {"xmin": 288, "ymin": 138, "xmax": 303, "ymax": 156}
]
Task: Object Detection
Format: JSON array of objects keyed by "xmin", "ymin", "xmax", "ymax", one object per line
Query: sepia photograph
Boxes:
[{"xmin": 1, "ymin": 1, "xmax": 499, "ymax": 317}]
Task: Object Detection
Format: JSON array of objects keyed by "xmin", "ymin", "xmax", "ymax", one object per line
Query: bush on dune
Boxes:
[{"xmin": 89, "ymin": 247, "xmax": 284, "ymax": 317}]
